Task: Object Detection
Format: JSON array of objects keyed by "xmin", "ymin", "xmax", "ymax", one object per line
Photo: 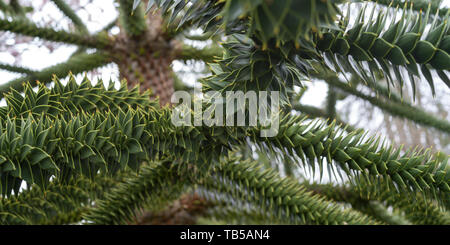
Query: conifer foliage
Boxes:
[{"xmin": 0, "ymin": 0, "xmax": 449, "ymax": 225}]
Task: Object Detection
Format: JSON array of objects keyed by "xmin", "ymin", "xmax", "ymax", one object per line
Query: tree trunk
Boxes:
[
  {"xmin": 111, "ymin": 12, "xmax": 180, "ymax": 106},
  {"xmin": 134, "ymin": 193, "xmax": 212, "ymax": 225},
  {"xmin": 110, "ymin": 11, "xmax": 207, "ymax": 224}
]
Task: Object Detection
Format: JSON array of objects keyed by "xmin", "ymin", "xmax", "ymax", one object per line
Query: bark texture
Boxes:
[
  {"xmin": 112, "ymin": 12, "xmax": 180, "ymax": 106},
  {"xmin": 134, "ymin": 193, "xmax": 211, "ymax": 225}
]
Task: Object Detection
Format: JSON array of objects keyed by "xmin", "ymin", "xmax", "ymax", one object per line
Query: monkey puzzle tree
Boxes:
[{"xmin": 0, "ymin": 0, "xmax": 449, "ymax": 225}]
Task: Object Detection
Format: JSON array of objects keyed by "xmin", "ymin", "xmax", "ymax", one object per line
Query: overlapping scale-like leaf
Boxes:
[
  {"xmin": 84, "ymin": 157, "xmax": 378, "ymax": 225},
  {"xmin": 202, "ymin": 37, "xmax": 312, "ymax": 105},
  {"xmin": 0, "ymin": 77, "xmax": 237, "ymax": 196},
  {"xmin": 0, "ymin": 174, "xmax": 120, "ymax": 224},
  {"xmin": 218, "ymin": 0, "xmax": 339, "ymax": 47},
  {"xmin": 316, "ymin": 2, "xmax": 450, "ymax": 96},
  {"xmin": 263, "ymin": 115, "xmax": 450, "ymax": 201},
  {"xmin": 133, "ymin": 0, "xmax": 339, "ymax": 45},
  {"xmin": 202, "ymin": 157, "xmax": 378, "ymax": 225},
  {"xmin": 135, "ymin": 0, "xmax": 227, "ymax": 33},
  {"xmin": 0, "ymin": 77, "xmax": 447, "ymax": 205},
  {"xmin": 136, "ymin": 1, "xmax": 450, "ymax": 99},
  {"xmin": 0, "ymin": 75, "xmax": 157, "ymax": 121}
]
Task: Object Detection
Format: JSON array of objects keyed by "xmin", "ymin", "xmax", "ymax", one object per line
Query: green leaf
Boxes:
[
  {"xmin": 119, "ymin": 149, "xmax": 129, "ymax": 169},
  {"xmin": 429, "ymin": 49, "xmax": 450, "ymax": 70},
  {"xmin": 39, "ymin": 157, "xmax": 59, "ymax": 171},
  {"xmin": 439, "ymin": 36, "xmax": 450, "ymax": 53},
  {"xmin": 127, "ymin": 138, "xmax": 143, "ymax": 154},
  {"xmin": 349, "ymin": 44, "xmax": 372, "ymax": 61},
  {"xmin": 316, "ymin": 32, "xmax": 335, "ymax": 51},
  {"xmin": 426, "ymin": 21, "xmax": 447, "ymax": 46},
  {"xmin": 335, "ymin": 149, "xmax": 352, "ymax": 163},
  {"xmin": 420, "ymin": 65, "xmax": 436, "ymax": 96},
  {"xmin": 29, "ymin": 148, "xmax": 51, "ymax": 166},
  {"xmin": 356, "ymin": 32, "xmax": 377, "ymax": 50},
  {"xmin": 80, "ymin": 145, "xmax": 96, "ymax": 160},
  {"xmin": 331, "ymin": 38, "xmax": 350, "ymax": 55},
  {"xmin": 386, "ymin": 46, "xmax": 408, "ymax": 65},
  {"xmin": 413, "ymin": 41, "xmax": 436, "ymax": 63},
  {"xmin": 370, "ymin": 38, "xmax": 394, "ymax": 58},
  {"xmin": 396, "ymin": 32, "xmax": 420, "ymax": 54}
]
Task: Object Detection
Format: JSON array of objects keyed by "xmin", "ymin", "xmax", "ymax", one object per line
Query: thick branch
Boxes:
[
  {"xmin": 177, "ymin": 44, "xmax": 224, "ymax": 63},
  {"xmin": 326, "ymin": 85, "xmax": 337, "ymax": 120},
  {"xmin": 0, "ymin": 63, "xmax": 36, "ymax": 75},
  {"xmin": 85, "ymin": 158, "xmax": 378, "ymax": 225},
  {"xmin": 51, "ymin": 0, "xmax": 88, "ymax": 33},
  {"xmin": 0, "ymin": 175, "xmax": 121, "ymax": 224},
  {"xmin": 0, "ymin": 17, "xmax": 110, "ymax": 48},
  {"xmin": 0, "ymin": 76, "xmax": 447, "ymax": 202},
  {"xmin": 118, "ymin": 0, "xmax": 147, "ymax": 37}
]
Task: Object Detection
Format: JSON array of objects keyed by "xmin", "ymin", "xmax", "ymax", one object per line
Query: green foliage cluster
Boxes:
[
  {"xmin": 0, "ymin": 0, "xmax": 448, "ymax": 225},
  {"xmin": 138, "ymin": 0, "xmax": 450, "ymax": 96},
  {"xmin": 0, "ymin": 76, "xmax": 447, "ymax": 224},
  {"xmin": 316, "ymin": 3, "xmax": 450, "ymax": 94}
]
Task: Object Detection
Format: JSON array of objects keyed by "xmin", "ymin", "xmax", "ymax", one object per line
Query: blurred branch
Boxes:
[
  {"xmin": 0, "ymin": 0, "xmax": 12, "ymax": 13},
  {"xmin": 0, "ymin": 63, "xmax": 36, "ymax": 75},
  {"xmin": 172, "ymin": 71, "xmax": 194, "ymax": 93},
  {"xmin": 177, "ymin": 44, "xmax": 223, "ymax": 63},
  {"xmin": 306, "ymin": 182, "xmax": 450, "ymax": 225},
  {"xmin": 9, "ymin": 0, "xmax": 25, "ymax": 15},
  {"xmin": 351, "ymin": 0, "xmax": 449, "ymax": 18},
  {"xmin": 102, "ymin": 17, "xmax": 119, "ymax": 33},
  {"xmin": 0, "ymin": 17, "xmax": 110, "ymax": 48},
  {"xmin": 69, "ymin": 18, "xmax": 119, "ymax": 58},
  {"xmin": 183, "ymin": 31, "xmax": 217, "ymax": 41},
  {"xmin": 118, "ymin": 0, "xmax": 147, "ymax": 37},
  {"xmin": 306, "ymin": 182, "xmax": 410, "ymax": 225},
  {"xmin": 326, "ymin": 85, "xmax": 337, "ymax": 120},
  {"xmin": 51, "ymin": 0, "xmax": 89, "ymax": 33},
  {"xmin": 310, "ymin": 67, "xmax": 450, "ymax": 134},
  {"xmin": 291, "ymin": 103, "xmax": 357, "ymax": 132}
]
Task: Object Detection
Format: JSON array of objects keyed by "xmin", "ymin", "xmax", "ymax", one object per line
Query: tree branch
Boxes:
[
  {"xmin": 326, "ymin": 85, "xmax": 338, "ymax": 120},
  {"xmin": 306, "ymin": 182, "xmax": 450, "ymax": 225},
  {"xmin": 0, "ymin": 0, "xmax": 12, "ymax": 13},
  {"xmin": 51, "ymin": 0, "xmax": 88, "ymax": 33},
  {"xmin": 291, "ymin": 103, "xmax": 357, "ymax": 132},
  {"xmin": 311, "ymin": 68, "xmax": 450, "ymax": 133},
  {"xmin": 118, "ymin": 0, "xmax": 147, "ymax": 37},
  {"xmin": 352, "ymin": 0, "xmax": 449, "ymax": 17},
  {"xmin": 202, "ymin": 158, "xmax": 378, "ymax": 224},
  {"xmin": 0, "ymin": 63, "xmax": 36, "ymax": 75},
  {"xmin": 83, "ymin": 162, "xmax": 188, "ymax": 224},
  {"xmin": 0, "ymin": 17, "xmax": 110, "ymax": 48},
  {"xmin": 177, "ymin": 44, "xmax": 223, "ymax": 63}
]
